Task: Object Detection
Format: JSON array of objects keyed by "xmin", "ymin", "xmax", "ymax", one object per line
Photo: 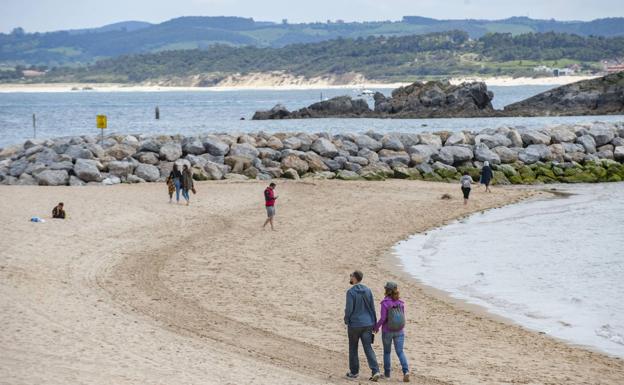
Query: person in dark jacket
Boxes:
[
  {"xmin": 344, "ymin": 270, "xmax": 381, "ymax": 382},
  {"xmin": 52, "ymin": 202, "xmax": 65, "ymax": 219},
  {"xmin": 181, "ymin": 165, "xmax": 194, "ymax": 206},
  {"xmin": 480, "ymin": 161, "xmax": 493, "ymax": 193},
  {"xmin": 167, "ymin": 164, "xmax": 183, "ymax": 203}
]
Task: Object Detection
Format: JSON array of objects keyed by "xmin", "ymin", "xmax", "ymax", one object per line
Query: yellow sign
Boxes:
[{"xmin": 96, "ymin": 115, "xmax": 107, "ymax": 129}]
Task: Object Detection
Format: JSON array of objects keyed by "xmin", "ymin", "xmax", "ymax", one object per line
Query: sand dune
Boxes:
[{"xmin": 1, "ymin": 180, "xmax": 622, "ymax": 384}]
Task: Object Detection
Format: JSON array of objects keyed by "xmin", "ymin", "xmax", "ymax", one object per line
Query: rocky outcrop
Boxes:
[
  {"xmin": 253, "ymin": 80, "xmax": 494, "ymax": 119},
  {"xmin": 504, "ymin": 72, "xmax": 624, "ymax": 116},
  {"xmin": 1, "ymin": 122, "xmax": 623, "ymax": 186}
]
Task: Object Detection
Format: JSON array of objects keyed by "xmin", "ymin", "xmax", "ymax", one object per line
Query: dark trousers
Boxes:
[{"xmin": 347, "ymin": 326, "xmax": 379, "ymax": 376}]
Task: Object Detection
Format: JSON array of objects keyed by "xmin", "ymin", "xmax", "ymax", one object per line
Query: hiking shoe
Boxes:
[
  {"xmin": 403, "ymin": 373, "xmax": 410, "ymax": 382},
  {"xmin": 345, "ymin": 372, "xmax": 358, "ymax": 380},
  {"xmin": 370, "ymin": 372, "xmax": 381, "ymax": 382}
]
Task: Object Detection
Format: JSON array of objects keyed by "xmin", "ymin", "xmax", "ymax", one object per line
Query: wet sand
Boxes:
[{"xmin": 0, "ymin": 180, "xmax": 622, "ymax": 385}]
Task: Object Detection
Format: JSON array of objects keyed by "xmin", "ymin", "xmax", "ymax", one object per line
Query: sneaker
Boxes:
[
  {"xmin": 403, "ymin": 373, "xmax": 410, "ymax": 382},
  {"xmin": 345, "ymin": 372, "xmax": 358, "ymax": 380},
  {"xmin": 370, "ymin": 372, "xmax": 381, "ymax": 382}
]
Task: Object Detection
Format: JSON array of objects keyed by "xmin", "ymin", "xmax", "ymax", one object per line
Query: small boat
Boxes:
[{"xmin": 355, "ymin": 88, "xmax": 375, "ymax": 97}]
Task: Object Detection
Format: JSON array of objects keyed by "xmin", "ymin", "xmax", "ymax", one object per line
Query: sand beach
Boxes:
[{"xmin": 1, "ymin": 180, "xmax": 622, "ymax": 384}]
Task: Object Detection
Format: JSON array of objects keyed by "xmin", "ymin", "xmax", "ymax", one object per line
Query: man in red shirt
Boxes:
[{"xmin": 263, "ymin": 182, "xmax": 278, "ymax": 230}]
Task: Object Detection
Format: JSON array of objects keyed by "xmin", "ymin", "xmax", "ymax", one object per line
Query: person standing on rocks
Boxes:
[
  {"xmin": 374, "ymin": 282, "xmax": 410, "ymax": 382},
  {"xmin": 344, "ymin": 270, "xmax": 381, "ymax": 382},
  {"xmin": 460, "ymin": 171, "xmax": 474, "ymax": 205},
  {"xmin": 262, "ymin": 182, "xmax": 278, "ymax": 230},
  {"xmin": 167, "ymin": 164, "xmax": 183, "ymax": 204},
  {"xmin": 480, "ymin": 161, "xmax": 493, "ymax": 193},
  {"xmin": 181, "ymin": 165, "xmax": 194, "ymax": 206}
]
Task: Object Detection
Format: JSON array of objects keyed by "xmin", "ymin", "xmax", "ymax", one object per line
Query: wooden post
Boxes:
[
  {"xmin": 155, "ymin": 106, "xmax": 160, "ymax": 120},
  {"xmin": 32, "ymin": 113, "xmax": 36, "ymax": 138}
]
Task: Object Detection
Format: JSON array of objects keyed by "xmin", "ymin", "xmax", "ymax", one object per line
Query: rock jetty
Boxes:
[
  {"xmin": 1, "ymin": 122, "xmax": 624, "ymax": 186},
  {"xmin": 253, "ymin": 81, "xmax": 495, "ymax": 119},
  {"xmin": 504, "ymin": 72, "xmax": 624, "ymax": 116}
]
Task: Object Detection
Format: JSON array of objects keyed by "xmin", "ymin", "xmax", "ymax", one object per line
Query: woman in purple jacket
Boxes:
[{"xmin": 374, "ymin": 281, "xmax": 410, "ymax": 382}]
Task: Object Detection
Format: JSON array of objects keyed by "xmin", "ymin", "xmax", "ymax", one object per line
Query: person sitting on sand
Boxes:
[
  {"xmin": 480, "ymin": 161, "xmax": 493, "ymax": 193},
  {"xmin": 52, "ymin": 202, "xmax": 66, "ymax": 219},
  {"xmin": 344, "ymin": 270, "xmax": 381, "ymax": 382},
  {"xmin": 460, "ymin": 171, "xmax": 474, "ymax": 206},
  {"xmin": 181, "ymin": 165, "xmax": 194, "ymax": 206},
  {"xmin": 262, "ymin": 182, "xmax": 278, "ymax": 231},
  {"xmin": 167, "ymin": 164, "xmax": 183, "ymax": 204},
  {"xmin": 374, "ymin": 282, "xmax": 410, "ymax": 382}
]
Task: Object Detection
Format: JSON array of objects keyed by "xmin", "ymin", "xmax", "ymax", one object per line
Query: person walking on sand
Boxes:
[
  {"xmin": 374, "ymin": 282, "xmax": 410, "ymax": 382},
  {"xmin": 181, "ymin": 164, "xmax": 194, "ymax": 206},
  {"xmin": 262, "ymin": 182, "xmax": 278, "ymax": 231},
  {"xmin": 168, "ymin": 164, "xmax": 183, "ymax": 204},
  {"xmin": 480, "ymin": 161, "xmax": 493, "ymax": 193},
  {"xmin": 460, "ymin": 171, "xmax": 473, "ymax": 206},
  {"xmin": 344, "ymin": 270, "xmax": 381, "ymax": 382},
  {"xmin": 52, "ymin": 202, "xmax": 66, "ymax": 219}
]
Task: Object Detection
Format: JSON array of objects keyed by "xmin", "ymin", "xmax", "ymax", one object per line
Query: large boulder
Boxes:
[
  {"xmin": 445, "ymin": 132, "xmax": 466, "ymax": 146},
  {"xmin": 474, "ymin": 143, "xmax": 501, "ymax": 165},
  {"xmin": 138, "ymin": 139, "xmax": 161, "ymax": 153},
  {"xmin": 354, "ymin": 135, "xmax": 382, "ymax": 151},
  {"xmin": 106, "ymin": 144, "xmax": 136, "ymax": 161},
  {"xmin": 381, "ymin": 135, "xmax": 405, "ymax": 151},
  {"xmin": 74, "ymin": 159, "xmax": 102, "ymax": 182},
  {"xmin": 519, "ymin": 144, "xmax": 552, "ymax": 164},
  {"xmin": 576, "ymin": 135, "xmax": 597, "ymax": 154},
  {"xmin": 614, "ymin": 146, "xmax": 624, "ymax": 161},
  {"xmin": 493, "ymin": 146, "xmax": 519, "ymax": 164},
  {"xmin": 281, "ymin": 154, "xmax": 309, "ymax": 174},
  {"xmin": 182, "ymin": 138, "xmax": 205, "ymax": 155},
  {"xmin": 36, "ymin": 170, "xmax": 68, "ymax": 186},
  {"xmin": 417, "ymin": 133, "xmax": 442, "ymax": 149},
  {"xmin": 203, "ymin": 137, "xmax": 230, "ymax": 156},
  {"xmin": 134, "ymin": 164, "xmax": 160, "ymax": 182},
  {"xmin": 476, "ymin": 134, "xmax": 512, "ymax": 148},
  {"xmin": 438, "ymin": 146, "xmax": 474, "ymax": 165},
  {"xmin": 65, "ymin": 145, "xmax": 94, "ymax": 160},
  {"xmin": 311, "ymin": 138, "xmax": 339, "ymax": 158},
  {"xmin": 229, "ymin": 143, "xmax": 259, "ymax": 160},
  {"xmin": 588, "ymin": 124, "xmax": 616, "ymax": 146},
  {"xmin": 549, "ymin": 126, "xmax": 577, "ymax": 143},
  {"xmin": 107, "ymin": 161, "xmax": 135, "ymax": 177},
  {"xmin": 304, "ymin": 152, "xmax": 330, "ymax": 172},
  {"xmin": 159, "ymin": 142, "xmax": 183, "ymax": 161},
  {"xmin": 378, "ymin": 150, "xmax": 410, "ymax": 165},
  {"xmin": 520, "ymin": 130, "xmax": 551, "ymax": 146}
]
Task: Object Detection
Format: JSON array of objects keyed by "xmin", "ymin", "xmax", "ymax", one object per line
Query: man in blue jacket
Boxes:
[{"xmin": 344, "ymin": 270, "xmax": 381, "ymax": 381}]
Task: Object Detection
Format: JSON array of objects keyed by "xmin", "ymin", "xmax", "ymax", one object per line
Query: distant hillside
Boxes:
[
  {"xmin": 39, "ymin": 31, "xmax": 624, "ymax": 84},
  {"xmin": 1, "ymin": 16, "xmax": 624, "ymax": 66}
]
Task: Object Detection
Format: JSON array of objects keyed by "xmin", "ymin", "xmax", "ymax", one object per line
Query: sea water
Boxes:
[
  {"xmin": 395, "ymin": 183, "xmax": 624, "ymax": 357},
  {"xmin": 1, "ymin": 85, "xmax": 623, "ymax": 147}
]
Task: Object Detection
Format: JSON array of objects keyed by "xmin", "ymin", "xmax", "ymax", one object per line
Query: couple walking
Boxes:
[
  {"xmin": 167, "ymin": 164, "xmax": 195, "ymax": 205},
  {"xmin": 344, "ymin": 270, "xmax": 410, "ymax": 382}
]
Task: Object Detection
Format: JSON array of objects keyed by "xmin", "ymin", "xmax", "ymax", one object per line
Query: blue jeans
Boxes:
[
  {"xmin": 382, "ymin": 331, "xmax": 409, "ymax": 376},
  {"xmin": 182, "ymin": 188, "xmax": 190, "ymax": 202},
  {"xmin": 347, "ymin": 326, "xmax": 379, "ymax": 376},
  {"xmin": 174, "ymin": 179, "xmax": 181, "ymax": 202}
]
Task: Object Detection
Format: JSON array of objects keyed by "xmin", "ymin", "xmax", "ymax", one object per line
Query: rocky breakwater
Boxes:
[
  {"xmin": 504, "ymin": 71, "xmax": 624, "ymax": 116},
  {"xmin": 1, "ymin": 122, "xmax": 624, "ymax": 186},
  {"xmin": 252, "ymin": 80, "xmax": 495, "ymax": 119}
]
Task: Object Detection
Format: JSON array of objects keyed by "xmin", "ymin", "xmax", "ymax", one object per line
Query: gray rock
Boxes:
[
  {"xmin": 445, "ymin": 132, "xmax": 466, "ymax": 146},
  {"xmin": 588, "ymin": 124, "xmax": 616, "ymax": 146},
  {"xmin": 74, "ymin": 159, "xmax": 103, "ymax": 182},
  {"xmin": 347, "ymin": 156, "xmax": 369, "ymax": 166},
  {"xmin": 134, "ymin": 164, "xmax": 160, "ymax": 182},
  {"xmin": 107, "ymin": 161, "xmax": 135, "ymax": 177},
  {"xmin": 9, "ymin": 158, "xmax": 29, "ymax": 177},
  {"xmin": 492, "ymin": 146, "xmax": 519, "ymax": 163},
  {"xmin": 204, "ymin": 162, "xmax": 224, "ymax": 180},
  {"xmin": 229, "ymin": 143, "xmax": 259, "ymax": 160},
  {"xmin": 417, "ymin": 133, "xmax": 442, "ymax": 149},
  {"xmin": 614, "ymin": 146, "xmax": 624, "ymax": 161},
  {"xmin": 159, "ymin": 142, "xmax": 183, "ymax": 161},
  {"xmin": 562, "ymin": 143, "xmax": 585, "ymax": 153},
  {"xmin": 519, "ymin": 144, "xmax": 551, "ymax": 164},
  {"xmin": 257, "ymin": 147, "xmax": 281, "ymax": 160},
  {"xmin": 49, "ymin": 161, "xmax": 74, "ymax": 171},
  {"xmin": 24, "ymin": 145, "xmax": 44, "ymax": 158},
  {"xmin": 339, "ymin": 140, "xmax": 359, "ymax": 155},
  {"xmin": 304, "ymin": 152, "xmax": 330, "ymax": 172},
  {"xmin": 474, "ymin": 143, "xmax": 501, "ymax": 165},
  {"xmin": 65, "ymin": 145, "xmax": 94, "ymax": 160},
  {"xmin": 126, "ymin": 174, "xmax": 146, "ymax": 183},
  {"xmin": 311, "ymin": 138, "xmax": 339, "ymax": 158},
  {"xmin": 407, "ymin": 144, "xmax": 438, "ymax": 164},
  {"xmin": 612, "ymin": 137, "xmax": 624, "ymax": 147},
  {"xmin": 138, "ymin": 139, "xmax": 162, "ymax": 153},
  {"xmin": 182, "ymin": 138, "xmax": 205, "ymax": 155},
  {"xmin": 34, "ymin": 148, "xmax": 60, "ymax": 165},
  {"xmin": 102, "ymin": 176, "xmax": 122, "ymax": 185},
  {"xmin": 17, "ymin": 173, "xmax": 37, "ymax": 185},
  {"xmin": 397, "ymin": 133, "xmax": 420, "ymax": 148},
  {"xmin": 378, "ymin": 149, "xmax": 410, "ymax": 165},
  {"xmin": 354, "ymin": 135, "xmax": 382, "ymax": 151},
  {"xmin": 336, "ymin": 170, "xmax": 361, "ymax": 180},
  {"xmin": 576, "ymin": 135, "xmax": 597, "ymax": 154},
  {"xmin": 323, "ymin": 159, "xmax": 342, "ymax": 172},
  {"xmin": 476, "ymin": 134, "xmax": 512, "ymax": 148},
  {"xmin": 549, "ymin": 126, "xmax": 577, "ymax": 143},
  {"xmin": 520, "ymin": 130, "xmax": 551, "ymax": 146},
  {"xmin": 36, "ymin": 170, "xmax": 68, "ymax": 186},
  {"xmin": 344, "ymin": 162, "xmax": 363, "ymax": 172},
  {"xmin": 69, "ymin": 175, "xmax": 86, "ymax": 186},
  {"xmin": 507, "ymin": 129, "xmax": 524, "ymax": 147},
  {"xmin": 415, "ymin": 163, "xmax": 434, "ymax": 175},
  {"xmin": 136, "ymin": 152, "xmax": 160, "ymax": 165},
  {"xmin": 200, "ymin": 153, "xmax": 225, "ymax": 164},
  {"xmin": 381, "ymin": 135, "xmax": 405, "ymax": 151},
  {"xmin": 432, "ymin": 161, "xmax": 457, "ymax": 173},
  {"xmin": 106, "ymin": 144, "xmax": 135, "ymax": 161},
  {"xmin": 282, "ymin": 168, "xmax": 300, "ymax": 180},
  {"xmin": 282, "ymin": 137, "xmax": 302, "ymax": 150}
]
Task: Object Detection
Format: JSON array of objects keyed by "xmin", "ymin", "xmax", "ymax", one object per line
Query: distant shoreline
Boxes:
[{"xmin": 0, "ymin": 75, "xmax": 598, "ymax": 93}]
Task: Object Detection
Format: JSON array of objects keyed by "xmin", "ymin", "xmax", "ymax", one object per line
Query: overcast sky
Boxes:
[{"xmin": 2, "ymin": 0, "xmax": 623, "ymax": 33}]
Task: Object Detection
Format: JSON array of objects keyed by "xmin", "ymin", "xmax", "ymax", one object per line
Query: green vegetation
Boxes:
[
  {"xmin": 36, "ymin": 31, "xmax": 624, "ymax": 84},
  {"xmin": 1, "ymin": 16, "xmax": 624, "ymax": 67}
]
